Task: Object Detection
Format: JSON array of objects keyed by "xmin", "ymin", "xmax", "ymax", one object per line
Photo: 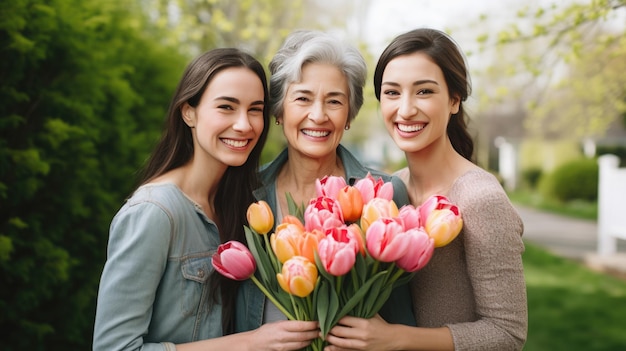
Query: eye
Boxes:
[
  {"xmin": 249, "ymin": 107, "xmax": 264, "ymax": 113},
  {"xmin": 328, "ymin": 99, "xmax": 343, "ymax": 105},
  {"xmin": 218, "ymin": 104, "xmax": 234, "ymax": 110},
  {"xmin": 417, "ymin": 89, "xmax": 434, "ymax": 95},
  {"xmin": 295, "ymin": 96, "xmax": 310, "ymax": 102},
  {"xmin": 383, "ymin": 89, "xmax": 400, "ymax": 96}
]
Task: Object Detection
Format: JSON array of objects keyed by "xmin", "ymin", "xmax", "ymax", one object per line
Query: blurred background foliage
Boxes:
[{"xmin": 1, "ymin": 0, "xmax": 625, "ymax": 349}]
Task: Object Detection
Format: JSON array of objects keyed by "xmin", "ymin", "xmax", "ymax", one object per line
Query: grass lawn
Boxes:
[
  {"xmin": 509, "ymin": 191, "xmax": 597, "ymax": 221},
  {"xmin": 523, "ymin": 242, "xmax": 626, "ymax": 350}
]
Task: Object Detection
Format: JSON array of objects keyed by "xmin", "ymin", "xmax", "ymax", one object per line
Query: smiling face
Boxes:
[
  {"xmin": 182, "ymin": 67, "xmax": 265, "ymax": 168},
  {"xmin": 279, "ymin": 62, "xmax": 350, "ymax": 161},
  {"xmin": 379, "ymin": 52, "xmax": 459, "ymax": 154}
]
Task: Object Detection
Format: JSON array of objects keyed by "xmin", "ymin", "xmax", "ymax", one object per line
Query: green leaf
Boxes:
[
  {"xmin": 285, "ymin": 192, "xmax": 305, "ymax": 221},
  {"xmin": 332, "ymin": 271, "xmax": 387, "ymax": 327},
  {"xmin": 314, "ymin": 250, "xmax": 336, "ymax": 284},
  {"xmin": 318, "ymin": 280, "xmax": 339, "ymax": 337},
  {"xmin": 366, "ymin": 284, "xmax": 394, "ymax": 318},
  {"xmin": 244, "ymin": 226, "xmax": 272, "ymax": 284},
  {"xmin": 354, "ymin": 253, "xmax": 368, "ymax": 282}
]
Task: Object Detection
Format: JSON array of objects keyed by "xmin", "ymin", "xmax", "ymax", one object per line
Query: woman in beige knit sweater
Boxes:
[{"xmin": 324, "ymin": 28, "xmax": 528, "ymax": 351}]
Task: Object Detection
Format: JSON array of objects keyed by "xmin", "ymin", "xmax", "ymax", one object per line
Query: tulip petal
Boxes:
[{"xmin": 290, "ymin": 276, "xmax": 315, "ymax": 297}]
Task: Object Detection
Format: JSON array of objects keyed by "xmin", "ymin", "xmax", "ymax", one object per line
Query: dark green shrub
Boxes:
[
  {"xmin": 522, "ymin": 167, "xmax": 543, "ymax": 189},
  {"xmin": 596, "ymin": 145, "xmax": 626, "ymax": 167},
  {"xmin": 539, "ymin": 158, "xmax": 598, "ymax": 202}
]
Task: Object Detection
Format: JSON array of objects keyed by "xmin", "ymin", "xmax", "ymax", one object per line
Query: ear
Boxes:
[
  {"xmin": 450, "ymin": 95, "xmax": 461, "ymax": 115},
  {"xmin": 181, "ymin": 102, "xmax": 196, "ymax": 127}
]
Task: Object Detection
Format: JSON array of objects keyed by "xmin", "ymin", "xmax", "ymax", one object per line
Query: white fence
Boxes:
[{"xmin": 597, "ymin": 154, "xmax": 626, "ymax": 256}]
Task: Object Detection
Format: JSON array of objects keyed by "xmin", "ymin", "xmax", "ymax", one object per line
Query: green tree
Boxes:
[
  {"xmin": 476, "ymin": 0, "xmax": 626, "ymax": 140},
  {"xmin": 0, "ymin": 0, "xmax": 187, "ymax": 349}
]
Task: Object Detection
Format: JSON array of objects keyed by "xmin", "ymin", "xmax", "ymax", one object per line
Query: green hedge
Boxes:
[{"xmin": 539, "ymin": 158, "xmax": 599, "ymax": 202}]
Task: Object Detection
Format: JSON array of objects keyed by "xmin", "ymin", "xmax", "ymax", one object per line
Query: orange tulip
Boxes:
[
  {"xmin": 276, "ymin": 256, "xmax": 318, "ymax": 297},
  {"xmin": 247, "ymin": 201, "xmax": 274, "ymax": 234},
  {"xmin": 298, "ymin": 229, "xmax": 325, "ymax": 263},
  {"xmin": 336, "ymin": 185, "xmax": 364, "ymax": 223}
]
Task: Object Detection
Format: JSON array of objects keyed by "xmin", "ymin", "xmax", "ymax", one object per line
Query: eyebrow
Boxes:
[
  {"xmin": 381, "ymin": 79, "xmax": 439, "ymax": 87},
  {"xmin": 290, "ymin": 89, "xmax": 348, "ymax": 98},
  {"xmin": 214, "ymin": 96, "xmax": 265, "ymax": 106}
]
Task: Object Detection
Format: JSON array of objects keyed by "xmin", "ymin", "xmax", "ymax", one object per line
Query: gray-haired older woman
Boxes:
[{"xmin": 235, "ymin": 29, "xmax": 416, "ymax": 332}]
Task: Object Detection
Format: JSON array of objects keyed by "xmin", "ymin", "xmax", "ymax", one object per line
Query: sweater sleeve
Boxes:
[{"xmin": 446, "ymin": 174, "xmax": 528, "ymax": 351}]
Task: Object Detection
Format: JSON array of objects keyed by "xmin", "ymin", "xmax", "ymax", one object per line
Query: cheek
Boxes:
[
  {"xmin": 251, "ymin": 117, "xmax": 265, "ymax": 135},
  {"xmin": 379, "ymin": 101, "xmax": 395, "ymax": 121}
]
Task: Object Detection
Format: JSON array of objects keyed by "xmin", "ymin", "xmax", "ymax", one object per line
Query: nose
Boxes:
[
  {"xmin": 307, "ymin": 100, "xmax": 328, "ymax": 123},
  {"xmin": 233, "ymin": 110, "xmax": 253, "ymax": 132},
  {"xmin": 398, "ymin": 95, "xmax": 417, "ymax": 119}
]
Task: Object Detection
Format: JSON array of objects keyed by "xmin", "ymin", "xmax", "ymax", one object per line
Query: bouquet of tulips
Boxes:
[{"xmin": 212, "ymin": 173, "xmax": 463, "ymax": 350}]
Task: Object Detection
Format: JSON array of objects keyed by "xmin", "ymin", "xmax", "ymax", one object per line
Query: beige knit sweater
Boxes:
[{"xmin": 409, "ymin": 168, "xmax": 527, "ymax": 351}]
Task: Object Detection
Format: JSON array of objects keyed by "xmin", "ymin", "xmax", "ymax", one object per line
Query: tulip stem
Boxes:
[
  {"xmin": 389, "ymin": 265, "xmax": 405, "ymax": 284},
  {"xmin": 263, "ymin": 233, "xmax": 279, "ymax": 273},
  {"xmin": 250, "ymin": 276, "xmax": 296, "ymax": 320}
]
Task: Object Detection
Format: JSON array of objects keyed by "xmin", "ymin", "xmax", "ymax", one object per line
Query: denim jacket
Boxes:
[
  {"xmin": 93, "ymin": 184, "xmax": 224, "ymax": 351},
  {"xmin": 235, "ymin": 145, "xmax": 415, "ymax": 332}
]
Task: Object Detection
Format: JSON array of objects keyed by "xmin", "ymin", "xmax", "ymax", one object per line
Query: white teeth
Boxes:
[
  {"xmin": 397, "ymin": 124, "xmax": 425, "ymax": 132},
  {"xmin": 222, "ymin": 139, "xmax": 249, "ymax": 148},
  {"xmin": 302, "ymin": 129, "xmax": 330, "ymax": 137}
]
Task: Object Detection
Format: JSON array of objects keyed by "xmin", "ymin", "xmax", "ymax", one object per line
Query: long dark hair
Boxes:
[
  {"xmin": 373, "ymin": 28, "xmax": 474, "ymax": 161},
  {"xmin": 139, "ymin": 48, "xmax": 270, "ymax": 334}
]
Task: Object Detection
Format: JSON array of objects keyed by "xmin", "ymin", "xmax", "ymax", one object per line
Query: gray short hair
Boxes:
[{"xmin": 269, "ymin": 30, "xmax": 367, "ymax": 122}]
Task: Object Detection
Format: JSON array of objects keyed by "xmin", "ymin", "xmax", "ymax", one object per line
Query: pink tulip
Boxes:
[
  {"xmin": 418, "ymin": 195, "xmax": 456, "ymax": 227},
  {"xmin": 360, "ymin": 198, "xmax": 399, "ymax": 233},
  {"xmin": 398, "ymin": 204, "xmax": 421, "ymax": 231},
  {"xmin": 395, "ymin": 228, "xmax": 434, "ymax": 272},
  {"xmin": 271, "ymin": 222, "xmax": 305, "ymax": 263},
  {"xmin": 211, "ymin": 241, "xmax": 256, "ymax": 281},
  {"xmin": 277, "ymin": 256, "xmax": 318, "ymax": 298},
  {"xmin": 316, "ymin": 175, "xmax": 347, "ymax": 198},
  {"xmin": 353, "ymin": 173, "xmax": 394, "ymax": 203},
  {"xmin": 365, "ymin": 218, "xmax": 410, "ymax": 262},
  {"xmin": 346, "ymin": 223, "xmax": 366, "ymax": 256},
  {"xmin": 425, "ymin": 208, "xmax": 463, "ymax": 247},
  {"xmin": 304, "ymin": 196, "xmax": 344, "ymax": 232},
  {"xmin": 317, "ymin": 226, "xmax": 359, "ymax": 276}
]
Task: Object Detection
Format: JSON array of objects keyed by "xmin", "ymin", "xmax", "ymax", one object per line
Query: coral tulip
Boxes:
[
  {"xmin": 365, "ymin": 218, "xmax": 410, "ymax": 262},
  {"xmin": 304, "ymin": 196, "xmax": 344, "ymax": 232},
  {"xmin": 425, "ymin": 208, "xmax": 463, "ymax": 247},
  {"xmin": 212, "ymin": 241, "xmax": 256, "ymax": 281},
  {"xmin": 360, "ymin": 198, "xmax": 399, "ymax": 233},
  {"xmin": 353, "ymin": 173, "xmax": 394, "ymax": 203},
  {"xmin": 277, "ymin": 256, "xmax": 318, "ymax": 297},
  {"xmin": 317, "ymin": 226, "xmax": 359, "ymax": 276},
  {"xmin": 247, "ymin": 200, "xmax": 274, "ymax": 234},
  {"xmin": 298, "ymin": 229, "xmax": 325, "ymax": 263},
  {"xmin": 336, "ymin": 185, "xmax": 364, "ymax": 223},
  {"xmin": 281, "ymin": 215, "xmax": 306, "ymax": 231},
  {"xmin": 316, "ymin": 175, "xmax": 348, "ymax": 198},
  {"xmin": 395, "ymin": 228, "xmax": 434, "ymax": 272}
]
